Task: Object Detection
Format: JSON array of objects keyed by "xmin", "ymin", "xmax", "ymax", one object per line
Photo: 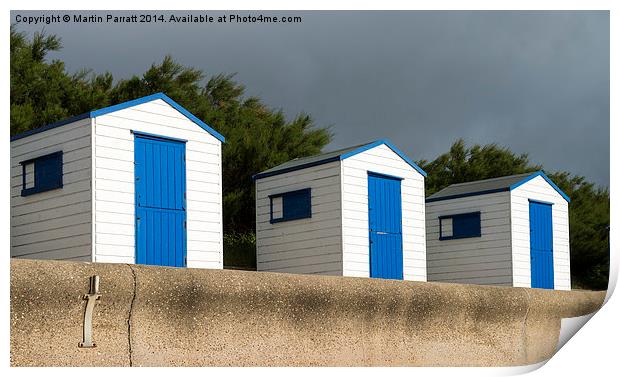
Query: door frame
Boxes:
[{"xmin": 133, "ymin": 131, "xmax": 188, "ymax": 267}]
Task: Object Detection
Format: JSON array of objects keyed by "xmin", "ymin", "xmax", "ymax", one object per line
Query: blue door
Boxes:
[
  {"xmin": 529, "ymin": 201, "xmax": 554, "ymax": 289},
  {"xmin": 134, "ymin": 133, "xmax": 187, "ymax": 267},
  {"xmin": 368, "ymin": 172, "xmax": 403, "ymax": 279}
]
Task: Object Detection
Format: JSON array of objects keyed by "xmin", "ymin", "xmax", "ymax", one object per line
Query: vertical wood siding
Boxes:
[
  {"xmin": 92, "ymin": 99, "xmax": 223, "ymax": 268},
  {"xmin": 255, "ymin": 161, "xmax": 343, "ymax": 275},
  {"xmin": 425, "ymin": 191, "xmax": 513, "ymax": 286},
  {"xmin": 510, "ymin": 176, "xmax": 571, "ymax": 290},
  {"xmin": 10, "ymin": 118, "xmax": 93, "ymax": 261},
  {"xmin": 341, "ymin": 144, "xmax": 427, "ymax": 281},
  {"xmin": 368, "ymin": 173, "xmax": 404, "ymax": 279}
]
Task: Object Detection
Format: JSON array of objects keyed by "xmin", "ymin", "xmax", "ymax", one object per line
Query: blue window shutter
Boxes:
[
  {"xmin": 36, "ymin": 152, "xmax": 63, "ymax": 191},
  {"xmin": 269, "ymin": 188, "xmax": 312, "ymax": 223},
  {"xmin": 439, "ymin": 212, "xmax": 481, "ymax": 240},
  {"xmin": 20, "ymin": 151, "xmax": 63, "ymax": 196},
  {"xmin": 453, "ymin": 212, "xmax": 481, "ymax": 238},
  {"xmin": 283, "ymin": 189, "xmax": 311, "ymax": 219}
]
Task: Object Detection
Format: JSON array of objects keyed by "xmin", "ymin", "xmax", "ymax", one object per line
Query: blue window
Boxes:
[
  {"xmin": 439, "ymin": 212, "xmax": 481, "ymax": 240},
  {"xmin": 20, "ymin": 151, "xmax": 63, "ymax": 197},
  {"xmin": 269, "ymin": 188, "xmax": 312, "ymax": 223}
]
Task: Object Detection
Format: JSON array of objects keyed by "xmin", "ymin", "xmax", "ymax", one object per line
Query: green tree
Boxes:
[
  {"xmin": 419, "ymin": 139, "xmax": 539, "ymax": 196},
  {"xmin": 547, "ymin": 172, "xmax": 610, "ymax": 290},
  {"xmin": 10, "ymin": 26, "xmax": 113, "ymax": 135},
  {"xmin": 418, "ymin": 139, "xmax": 610, "ymax": 290}
]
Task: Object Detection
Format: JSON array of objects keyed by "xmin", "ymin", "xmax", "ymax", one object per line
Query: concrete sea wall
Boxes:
[{"xmin": 10, "ymin": 259, "xmax": 605, "ymax": 366}]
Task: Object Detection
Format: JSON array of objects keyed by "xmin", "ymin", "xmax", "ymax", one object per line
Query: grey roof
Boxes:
[
  {"xmin": 253, "ymin": 139, "xmax": 428, "ymax": 180},
  {"xmin": 426, "ymin": 173, "xmax": 535, "ymax": 201},
  {"xmin": 256, "ymin": 142, "xmax": 371, "ymax": 177}
]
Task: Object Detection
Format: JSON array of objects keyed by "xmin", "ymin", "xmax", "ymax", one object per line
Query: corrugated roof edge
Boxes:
[
  {"xmin": 252, "ymin": 139, "xmax": 427, "ymax": 180},
  {"xmin": 426, "ymin": 171, "xmax": 570, "ymax": 203},
  {"xmin": 10, "ymin": 92, "xmax": 225, "ymax": 143}
]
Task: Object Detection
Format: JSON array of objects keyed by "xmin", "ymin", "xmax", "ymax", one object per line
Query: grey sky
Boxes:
[{"xmin": 12, "ymin": 10, "xmax": 610, "ymax": 186}]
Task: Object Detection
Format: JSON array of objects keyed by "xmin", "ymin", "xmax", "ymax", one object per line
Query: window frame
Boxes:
[
  {"xmin": 269, "ymin": 188, "xmax": 312, "ymax": 224},
  {"xmin": 438, "ymin": 211, "xmax": 481, "ymax": 240},
  {"xmin": 20, "ymin": 151, "xmax": 64, "ymax": 197}
]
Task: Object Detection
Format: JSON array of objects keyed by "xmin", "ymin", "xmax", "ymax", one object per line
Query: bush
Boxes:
[{"xmin": 223, "ymin": 231, "xmax": 256, "ymax": 270}]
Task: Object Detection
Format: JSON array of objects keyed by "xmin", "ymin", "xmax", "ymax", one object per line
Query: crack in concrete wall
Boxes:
[{"xmin": 127, "ymin": 264, "xmax": 137, "ymax": 367}]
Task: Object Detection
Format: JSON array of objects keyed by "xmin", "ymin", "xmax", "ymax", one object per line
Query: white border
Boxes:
[{"xmin": 2, "ymin": 3, "xmax": 616, "ymax": 376}]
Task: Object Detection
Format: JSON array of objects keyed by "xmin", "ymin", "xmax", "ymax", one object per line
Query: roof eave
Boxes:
[
  {"xmin": 426, "ymin": 187, "xmax": 510, "ymax": 203},
  {"xmin": 10, "ymin": 112, "xmax": 91, "ymax": 142},
  {"xmin": 10, "ymin": 92, "xmax": 225, "ymax": 144},
  {"xmin": 339, "ymin": 139, "xmax": 428, "ymax": 177},
  {"xmin": 509, "ymin": 171, "xmax": 571, "ymax": 203},
  {"xmin": 252, "ymin": 155, "xmax": 341, "ymax": 181},
  {"xmin": 253, "ymin": 139, "xmax": 427, "ymax": 181},
  {"xmin": 426, "ymin": 171, "xmax": 571, "ymax": 204},
  {"xmin": 91, "ymin": 92, "xmax": 225, "ymax": 143}
]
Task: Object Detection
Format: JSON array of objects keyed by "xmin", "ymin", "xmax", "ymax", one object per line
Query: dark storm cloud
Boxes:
[{"xmin": 11, "ymin": 10, "xmax": 610, "ymax": 186}]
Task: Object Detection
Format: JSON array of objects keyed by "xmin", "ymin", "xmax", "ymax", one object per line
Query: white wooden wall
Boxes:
[
  {"xmin": 92, "ymin": 98, "xmax": 223, "ymax": 268},
  {"xmin": 510, "ymin": 176, "xmax": 571, "ymax": 290},
  {"xmin": 425, "ymin": 191, "xmax": 513, "ymax": 286},
  {"xmin": 10, "ymin": 118, "xmax": 93, "ymax": 261},
  {"xmin": 341, "ymin": 144, "xmax": 427, "ymax": 281},
  {"xmin": 255, "ymin": 161, "xmax": 343, "ymax": 275}
]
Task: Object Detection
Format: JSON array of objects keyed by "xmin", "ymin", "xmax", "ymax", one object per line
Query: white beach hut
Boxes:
[
  {"xmin": 425, "ymin": 172, "xmax": 571, "ymax": 290},
  {"xmin": 253, "ymin": 140, "xmax": 428, "ymax": 281},
  {"xmin": 11, "ymin": 93, "xmax": 225, "ymax": 268}
]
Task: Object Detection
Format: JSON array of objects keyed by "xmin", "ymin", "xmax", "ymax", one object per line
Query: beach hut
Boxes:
[
  {"xmin": 10, "ymin": 93, "xmax": 225, "ymax": 268},
  {"xmin": 425, "ymin": 172, "xmax": 571, "ymax": 290},
  {"xmin": 253, "ymin": 140, "xmax": 427, "ymax": 280}
]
